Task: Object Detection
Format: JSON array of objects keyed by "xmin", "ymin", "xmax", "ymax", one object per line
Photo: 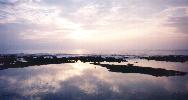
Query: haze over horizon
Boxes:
[{"xmin": 1, "ymin": 0, "xmax": 188, "ymax": 53}]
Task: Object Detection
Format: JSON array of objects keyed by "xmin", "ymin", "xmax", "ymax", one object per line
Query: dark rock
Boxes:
[
  {"xmin": 91, "ymin": 63, "xmax": 187, "ymax": 77},
  {"xmin": 0, "ymin": 54, "xmax": 127, "ymax": 70},
  {"xmin": 140, "ymin": 55, "xmax": 188, "ymax": 62}
]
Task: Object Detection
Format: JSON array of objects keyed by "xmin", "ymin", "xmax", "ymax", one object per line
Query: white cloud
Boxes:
[{"xmin": 1, "ymin": 0, "xmax": 188, "ymax": 51}]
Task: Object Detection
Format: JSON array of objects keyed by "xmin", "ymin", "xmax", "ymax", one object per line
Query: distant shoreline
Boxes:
[{"xmin": 1, "ymin": 50, "xmax": 188, "ymax": 56}]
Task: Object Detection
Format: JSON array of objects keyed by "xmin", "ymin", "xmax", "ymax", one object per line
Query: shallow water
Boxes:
[{"xmin": 0, "ymin": 60, "xmax": 188, "ymax": 100}]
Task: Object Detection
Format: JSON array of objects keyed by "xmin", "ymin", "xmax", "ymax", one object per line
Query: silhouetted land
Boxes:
[
  {"xmin": 0, "ymin": 54, "xmax": 187, "ymax": 77},
  {"xmin": 91, "ymin": 63, "xmax": 187, "ymax": 77},
  {"xmin": 0, "ymin": 54, "xmax": 126, "ymax": 70},
  {"xmin": 140, "ymin": 55, "xmax": 188, "ymax": 62}
]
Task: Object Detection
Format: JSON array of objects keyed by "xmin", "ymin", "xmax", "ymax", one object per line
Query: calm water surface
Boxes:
[{"xmin": 0, "ymin": 60, "xmax": 188, "ymax": 100}]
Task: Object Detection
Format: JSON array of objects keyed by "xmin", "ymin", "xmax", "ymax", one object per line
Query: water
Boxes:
[
  {"xmin": 1, "ymin": 50, "xmax": 188, "ymax": 55},
  {"xmin": 0, "ymin": 60, "xmax": 188, "ymax": 100}
]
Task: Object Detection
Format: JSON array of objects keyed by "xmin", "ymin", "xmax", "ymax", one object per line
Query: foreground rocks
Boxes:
[
  {"xmin": 0, "ymin": 54, "xmax": 127, "ymax": 70},
  {"xmin": 0, "ymin": 54, "xmax": 187, "ymax": 77},
  {"xmin": 91, "ymin": 63, "xmax": 187, "ymax": 77},
  {"xmin": 140, "ymin": 55, "xmax": 188, "ymax": 62}
]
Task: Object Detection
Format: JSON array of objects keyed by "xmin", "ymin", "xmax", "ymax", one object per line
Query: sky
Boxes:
[{"xmin": 0, "ymin": 0, "xmax": 188, "ymax": 54}]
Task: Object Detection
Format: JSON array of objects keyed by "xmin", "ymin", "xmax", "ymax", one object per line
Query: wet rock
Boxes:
[
  {"xmin": 0, "ymin": 54, "xmax": 127, "ymax": 70},
  {"xmin": 91, "ymin": 63, "xmax": 187, "ymax": 77},
  {"xmin": 140, "ymin": 55, "xmax": 188, "ymax": 62}
]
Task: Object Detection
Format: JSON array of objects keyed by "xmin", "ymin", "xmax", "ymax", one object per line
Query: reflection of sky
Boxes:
[
  {"xmin": 128, "ymin": 59, "xmax": 188, "ymax": 71},
  {"xmin": 0, "ymin": 61, "xmax": 188, "ymax": 100}
]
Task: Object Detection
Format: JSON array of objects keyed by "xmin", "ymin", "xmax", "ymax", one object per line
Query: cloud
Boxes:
[
  {"xmin": 1, "ymin": 0, "xmax": 188, "ymax": 52},
  {"xmin": 0, "ymin": 22, "xmax": 28, "ymax": 50},
  {"xmin": 162, "ymin": 7, "xmax": 188, "ymax": 34},
  {"xmin": 0, "ymin": 0, "xmax": 41, "ymax": 5},
  {"xmin": 0, "ymin": 0, "xmax": 79, "ymax": 50},
  {"xmin": 167, "ymin": 16, "xmax": 188, "ymax": 34},
  {"xmin": 0, "ymin": 0, "xmax": 18, "ymax": 5}
]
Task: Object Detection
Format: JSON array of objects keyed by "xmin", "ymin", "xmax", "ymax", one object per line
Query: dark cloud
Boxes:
[
  {"xmin": 0, "ymin": 0, "xmax": 40, "ymax": 6},
  {"xmin": 0, "ymin": 0, "xmax": 20, "ymax": 6},
  {"xmin": 40, "ymin": 0, "xmax": 188, "ymax": 11},
  {"xmin": 0, "ymin": 23, "xmax": 29, "ymax": 50},
  {"xmin": 166, "ymin": 16, "xmax": 188, "ymax": 34},
  {"xmin": 0, "ymin": 0, "xmax": 15, "ymax": 5},
  {"xmin": 164, "ymin": 0, "xmax": 188, "ymax": 6},
  {"xmin": 0, "ymin": 22, "xmax": 79, "ymax": 52}
]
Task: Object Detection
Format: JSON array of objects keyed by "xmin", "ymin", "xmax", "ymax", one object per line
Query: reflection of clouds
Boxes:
[
  {"xmin": 0, "ymin": 62, "xmax": 188, "ymax": 99},
  {"xmin": 110, "ymin": 85, "xmax": 120, "ymax": 93},
  {"xmin": 71, "ymin": 79, "xmax": 98, "ymax": 94},
  {"xmin": 0, "ymin": 76, "xmax": 17, "ymax": 84},
  {"xmin": 127, "ymin": 59, "xmax": 188, "ymax": 71},
  {"xmin": 0, "ymin": 63, "xmax": 92, "ymax": 96},
  {"xmin": 79, "ymin": 82, "xmax": 97, "ymax": 94},
  {"xmin": 186, "ymin": 81, "xmax": 188, "ymax": 92},
  {"xmin": 20, "ymin": 63, "xmax": 91, "ymax": 95},
  {"xmin": 164, "ymin": 76, "xmax": 188, "ymax": 93}
]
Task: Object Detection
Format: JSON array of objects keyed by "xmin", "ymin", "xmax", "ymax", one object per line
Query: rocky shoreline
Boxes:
[
  {"xmin": 91, "ymin": 63, "xmax": 187, "ymax": 77},
  {"xmin": 140, "ymin": 55, "xmax": 188, "ymax": 62},
  {"xmin": 0, "ymin": 54, "xmax": 187, "ymax": 77},
  {"xmin": 0, "ymin": 54, "xmax": 127, "ymax": 69}
]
